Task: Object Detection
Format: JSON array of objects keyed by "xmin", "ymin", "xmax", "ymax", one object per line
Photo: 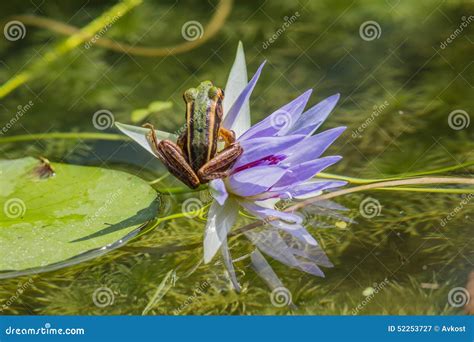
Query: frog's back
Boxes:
[{"xmin": 185, "ymin": 81, "xmax": 223, "ymax": 170}]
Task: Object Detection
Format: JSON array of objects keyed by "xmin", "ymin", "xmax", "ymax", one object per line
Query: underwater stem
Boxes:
[
  {"xmin": 9, "ymin": 0, "xmax": 232, "ymax": 58},
  {"xmin": 0, "ymin": 0, "xmax": 142, "ymax": 99}
]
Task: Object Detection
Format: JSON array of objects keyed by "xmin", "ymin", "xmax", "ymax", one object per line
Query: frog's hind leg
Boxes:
[
  {"xmin": 144, "ymin": 124, "xmax": 200, "ymax": 189},
  {"xmin": 155, "ymin": 140, "xmax": 201, "ymax": 189},
  {"xmin": 197, "ymin": 143, "xmax": 243, "ymax": 182}
]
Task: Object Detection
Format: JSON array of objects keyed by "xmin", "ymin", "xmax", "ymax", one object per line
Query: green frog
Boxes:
[{"xmin": 144, "ymin": 81, "xmax": 243, "ymax": 189}]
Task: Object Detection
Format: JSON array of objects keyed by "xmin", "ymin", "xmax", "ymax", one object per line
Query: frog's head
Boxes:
[{"xmin": 183, "ymin": 81, "xmax": 223, "ymax": 103}]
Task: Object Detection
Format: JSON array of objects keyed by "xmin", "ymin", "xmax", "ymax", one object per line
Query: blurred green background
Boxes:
[{"xmin": 0, "ymin": 0, "xmax": 473, "ymax": 315}]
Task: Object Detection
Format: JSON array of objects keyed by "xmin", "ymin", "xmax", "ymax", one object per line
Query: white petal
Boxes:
[
  {"xmin": 250, "ymin": 249, "xmax": 287, "ymax": 292},
  {"xmin": 115, "ymin": 122, "xmax": 177, "ymax": 157},
  {"xmin": 203, "ymin": 198, "xmax": 239, "ymax": 263},
  {"xmin": 221, "ymin": 239, "xmax": 241, "ymax": 292},
  {"xmin": 257, "ymin": 197, "xmax": 280, "ymax": 209},
  {"xmin": 223, "ymin": 42, "xmax": 251, "ymax": 136},
  {"xmin": 294, "ymin": 190, "xmax": 322, "ymax": 200}
]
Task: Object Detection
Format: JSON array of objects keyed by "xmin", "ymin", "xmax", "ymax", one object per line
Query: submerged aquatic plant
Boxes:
[{"xmin": 117, "ymin": 42, "xmax": 348, "ymax": 291}]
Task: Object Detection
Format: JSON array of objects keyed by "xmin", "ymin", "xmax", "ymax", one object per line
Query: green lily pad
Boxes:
[{"xmin": 0, "ymin": 157, "xmax": 158, "ymax": 278}]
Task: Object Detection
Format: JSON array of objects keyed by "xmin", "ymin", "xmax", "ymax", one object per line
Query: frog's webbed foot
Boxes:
[
  {"xmin": 218, "ymin": 127, "xmax": 236, "ymax": 147},
  {"xmin": 198, "ymin": 143, "xmax": 243, "ymax": 182},
  {"xmin": 143, "ymin": 123, "xmax": 200, "ymax": 189}
]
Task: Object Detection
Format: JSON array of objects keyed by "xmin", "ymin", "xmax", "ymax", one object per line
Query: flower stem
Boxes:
[
  {"xmin": 288, "ymin": 177, "xmax": 474, "ymax": 212},
  {"xmin": 0, "ymin": 132, "xmax": 128, "ymax": 143},
  {"xmin": 318, "ymin": 160, "xmax": 474, "ymax": 184}
]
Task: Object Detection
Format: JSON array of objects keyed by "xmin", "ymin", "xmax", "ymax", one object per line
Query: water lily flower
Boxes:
[{"xmin": 116, "ymin": 42, "xmax": 347, "ymax": 291}]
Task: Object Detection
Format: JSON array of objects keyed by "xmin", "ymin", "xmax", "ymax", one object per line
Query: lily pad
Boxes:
[{"xmin": 0, "ymin": 157, "xmax": 158, "ymax": 278}]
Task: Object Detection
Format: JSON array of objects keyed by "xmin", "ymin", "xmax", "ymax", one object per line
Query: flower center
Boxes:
[{"xmin": 234, "ymin": 154, "xmax": 285, "ymax": 173}]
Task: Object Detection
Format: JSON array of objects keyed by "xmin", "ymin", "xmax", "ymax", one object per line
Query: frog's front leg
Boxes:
[
  {"xmin": 197, "ymin": 143, "xmax": 243, "ymax": 182},
  {"xmin": 144, "ymin": 124, "xmax": 200, "ymax": 189}
]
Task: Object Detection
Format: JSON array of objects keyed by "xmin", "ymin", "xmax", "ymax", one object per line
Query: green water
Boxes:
[{"xmin": 0, "ymin": 0, "xmax": 473, "ymax": 315}]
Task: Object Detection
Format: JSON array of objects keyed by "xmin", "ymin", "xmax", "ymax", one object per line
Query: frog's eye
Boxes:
[
  {"xmin": 208, "ymin": 86, "xmax": 220, "ymax": 99},
  {"xmin": 183, "ymin": 88, "xmax": 196, "ymax": 102}
]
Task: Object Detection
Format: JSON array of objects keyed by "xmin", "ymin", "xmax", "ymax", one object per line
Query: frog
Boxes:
[{"xmin": 144, "ymin": 81, "xmax": 243, "ymax": 189}]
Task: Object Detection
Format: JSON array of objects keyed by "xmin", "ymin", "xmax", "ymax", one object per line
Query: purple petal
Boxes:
[
  {"xmin": 228, "ymin": 166, "xmax": 286, "ymax": 197},
  {"xmin": 209, "ymin": 179, "xmax": 228, "ymax": 205},
  {"xmin": 251, "ymin": 180, "xmax": 346, "ymax": 201},
  {"xmin": 293, "ymin": 259, "xmax": 325, "ymax": 277},
  {"xmin": 272, "ymin": 179, "xmax": 347, "ymax": 199},
  {"xmin": 287, "ymin": 94, "xmax": 340, "ymax": 136},
  {"xmin": 233, "ymin": 134, "xmax": 305, "ymax": 170},
  {"xmin": 240, "ymin": 200, "xmax": 303, "ymax": 224},
  {"xmin": 282, "ymin": 232, "xmax": 333, "ymax": 267},
  {"xmin": 280, "ymin": 127, "xmax": 346, "ymax": 166},
  {"xmin": 223, "ymin": 61, "xmax": 266, "ymax": 131},
  {"xmin": 271, "ymin": 156, "xmax": 342, "ymax": 188},
  {"xmin": 247, "ymin": 229, "xmax": 324, "ymax": 277},
  {"xmin": 269, "ymin": 220, "xmax": 317, "ymax": 245},
  {"xmin": 239, "ymin": 90, "xmax": 313, "ymax": 140},
  {"xmin": 245, "ymin": 229, "xmax": 301, "ymax": 266}
]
